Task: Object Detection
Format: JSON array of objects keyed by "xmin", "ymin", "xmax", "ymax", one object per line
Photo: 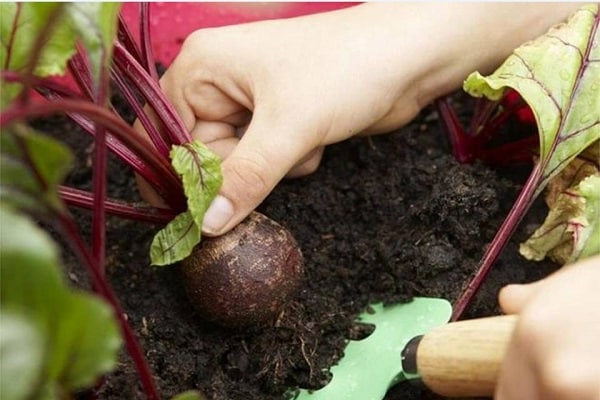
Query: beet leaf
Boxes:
[
  {"xmin": 0, "ymin": 205, "xmax": 121, "ymax": 397},
  {"xmin": 1, "ymin": 3, "xmax": 224, "ymax": 396},
  {"xmin": 0, "ymin": 124, "xmax": 73, "ymax": 215},
  {"xmin": 464, "ymin": 5, "xmax": 599, "ymax": 190},
  {"xmin": 151, "ymin": 141, "xmax": 223, "ymax": 266},
  {"xmin": 0, "ymin": 3, "xmax": 75, "ymax": 106},
  {"xmin": 453, "ymin": 4, "xmax": 599, "ymax": 319},
  {"xmin": 64, "ymin": 3, "xmax": 120, "ymax": 90},
  {"xmin": 520, "ymin": 172, "xmax": 599, "ymax": 264}
]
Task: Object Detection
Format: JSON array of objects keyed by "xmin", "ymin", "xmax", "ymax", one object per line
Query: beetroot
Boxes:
[{"xmin": 181, "ymin": 212, "xmax": 304, "ymax": 328}]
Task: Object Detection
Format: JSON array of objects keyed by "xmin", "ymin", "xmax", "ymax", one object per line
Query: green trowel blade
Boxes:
[{"xmin": 293, "ymin": 297, "xmax": 452, "ymax": 400}]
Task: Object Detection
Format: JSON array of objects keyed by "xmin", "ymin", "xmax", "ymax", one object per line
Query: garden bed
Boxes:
[{"xmin": 43, "ymin": 93, "xmax": 557, "ymax": 400}]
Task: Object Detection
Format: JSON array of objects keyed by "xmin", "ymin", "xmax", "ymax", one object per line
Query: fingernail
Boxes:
[{"xmin": 202, "ymin": 195, "xmax": 234, "ymax": 234}]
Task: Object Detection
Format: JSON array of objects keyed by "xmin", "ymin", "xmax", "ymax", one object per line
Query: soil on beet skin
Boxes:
[{"xmin": 38, "ymin": 93, "xmax": 558, "ymax": 400}]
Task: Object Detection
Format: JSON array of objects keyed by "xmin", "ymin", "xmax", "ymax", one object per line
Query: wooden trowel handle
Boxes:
[{"xmin": 402, "ymin": 314, "xmax": 517, "ymax": 397}]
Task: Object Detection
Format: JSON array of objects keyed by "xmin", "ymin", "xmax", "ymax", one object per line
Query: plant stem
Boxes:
[
  {"xmin": 4, "ymin": 71, "xmax": 172, "ymax": 172},
  {"xmin": 1, "ymin": 99, "xmax": 186, "ymax": 210},
  {"xmin": 68, "ymin": 50, "xmax": 95, "ymax": 100},
  {"xmin": 110, "ymin": 68, "xmax": 171, "ymax": 157},
  {"xmin": 60, "ymin": 186, "xmax": 176, "ymax": 224},
  {"xmin": 140, "ymin": 3, "xmax": 159, "ymax": 82},
  {"xmin": 117, "ymin": 14, "xmax": 144, "ymax": 63},
  {"xmin": 437, "ymin": 92, "xmax": 535, "ymax": 167},
  {"xmin": 91, "ymin": 122, "xmax": 108, "ymax": 276},
  {"xmin": 12, "ymin": 122, "xmax": 161, "ymax": 399},
  {"xmin": 56, "ymin": 211, "xmax": 160, "ymax": 400},
  {"xmin": 477, "ymin": 135, "xmax": 538, "ymax": 166},
  {"xmin": 451, "ymin": 164, "xmax": 542, "ymax": 321},
  {"xmin": 90, "ymin": 52, "xmax": 112, "ymax": 276},
  {"xmin": 435, "ymin": 97, "xmax": 474, "ymax": 163},
  {"xmin": 112, "ymin": 42, "xmax": 191, "ymax": 145}
]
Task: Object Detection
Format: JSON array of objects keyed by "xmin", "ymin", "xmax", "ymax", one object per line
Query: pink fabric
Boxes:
[{"xmin": 120, "ymin": 2, "xmax": 357, "ymax": 66}]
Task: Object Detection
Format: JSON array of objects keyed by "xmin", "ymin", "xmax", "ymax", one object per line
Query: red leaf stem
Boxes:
[
  {"xmin": 140, "ymin": 3, "xmax": 160, "ymax": 82},
  {"xmin": 68, "ymin": 50, "xmax": 95, "ymax": 100},
  {"xmin": 110, "ymin": 68, "xmax": 171, "ymax": 157},
  {"xmin": 55, "ymin": 212, "xmax": 160, "ymax": 400},
  {"xmin": 59, "ymin": 186, "xmax": 175, "ymax": 224},
  {"xmin": 435, "ymin": 97, "xmax": 475, "ymax": 163},
  {"xmin": 112, "ymin": 42, "xmax": 191, "ymax": 145},
  {"xmin": 1, "ymin": 99, "xmax": 186, "ymax": 211},
  {"xmin": 452, "ymin": 164, "xmax": 542, "ymax": 321},
  {"xmin": 117, "ymin": 14, "xmax": 144, "ymax": 65},
  {"xmin": 3, "ymin": 4, "xmax": 22, "ymax": 70},
  {"xmin": 466, "ymin": 97, "xmax": 499, "ymax": 136}
]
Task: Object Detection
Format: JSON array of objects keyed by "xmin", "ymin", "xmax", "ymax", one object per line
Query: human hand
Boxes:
[
  {"xmin": 147, "ymin": 4, "xmax": 436, "ymax": 236},
  {"xmin": 496, "ymin": 255, "xmax": 600, "ymax": 400},
  {"xmin": 136, "ymin": 3, "xmax": 580, "ymax": 236}
]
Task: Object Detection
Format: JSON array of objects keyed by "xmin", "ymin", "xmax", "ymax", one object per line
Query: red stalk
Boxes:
[
  {"xmin": 91, "ymin": 122, "xmax": 108, "ymax": 275},
  {"xmin": 1, "ymin": 99, "xmax": 186, "ymax": 210},
  {"xmin": 68, "ymin": 51, "xmax": 95, "ymax": 100},
  {"xmin": 140, "ymin": 3, "xmax": 160, "ymax": 82},
  {"xmin": 110, "ymin": 68, "xmax": 171, "ymax": 157},
  {"xmin": 117, "ymin": 14, "xmax": 144, "ymax": 67},
  {"xmin": 3, "ymin": 71, "xmax": 178, "ymax": 200},
  {"xmin": 55, "ymin": 212, "xmax": 160, "ymax": 400},
  {"xmin": 112, "ymin": 42, "xmax": 191, "ymax": 145},
  {"xmin": 90, "ymin": 49, "xmax": 111, "ymax": 276},
  {"xmin": 435, "ymin": 98, "xmax": 475, "ymax": 163},
  {"xmin": 436, "ymin": 90, "xmax": 539, "ymax": 321},
  {"xmin": 452, "ymin": 164, "xmax": 542, "ymax": 320},
  {"xmin": 60, "ymin": 186, "xmax": 175, "ymax": 224},
  {"xmin": 13, "ymin": 124, "xmax": 160, "ymax": 400}
]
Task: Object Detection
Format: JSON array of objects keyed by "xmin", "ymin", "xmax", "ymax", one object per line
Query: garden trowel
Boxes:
[{"xmin": 293, "ymin": 297, "xmax": 517, "ymax": 400}]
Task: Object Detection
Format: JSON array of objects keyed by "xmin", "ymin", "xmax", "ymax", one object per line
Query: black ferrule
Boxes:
[{"xmin": 401, "ymin": 335, "xmax": 423, "ymax": 375}]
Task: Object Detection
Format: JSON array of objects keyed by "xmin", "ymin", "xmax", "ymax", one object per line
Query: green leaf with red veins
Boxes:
[
  {"xmin": 520, "ymin": 173, "xmax": 600, "ymax": 264},
  {"xmin": 0, "ymin": 3, "xmax": 74, "ymax": 75},
  {"xmin": 171, "ymin": 141, "xmax": 223, "ymax": 229},
  {"xmin": 0, "ymin": 3, "xmax": 121, "ymax": 106},
  {"xmin": 0, "ymin": 3, "xmax": 75, "ymax": 107},
  {"xmin": 575, "ymin": 174, "xmax": 600, "ymax": 260},
  {"xmin": 150, "ymin": 141, "xmax": 222, "ymax": 266},
  {"xmin": 150, "ymin": 210, "xmax": 199, "ymax": 266},
  {"xmin": 1, "ymin": 206, "xmax": 121, "ymax": 396},
  {"xmin": 464, "ymin": 4, "xmax": 599, "ymax": 198},
  {"xmin": 65, "ymin": 3, "xmax": 121, "ymax": 91},
  {"xmin": 0, "ymin": 124, "xmax": 73, "ymax": 214}
]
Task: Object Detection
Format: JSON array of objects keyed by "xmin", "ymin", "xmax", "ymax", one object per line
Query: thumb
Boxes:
[
  {"xmin": 499, "ymin": 281, "xmax": 543, "ymax": 314},
  {"xmin": 201, "ymin": 111, "xmax": 316, "ymax": 236},
  {"xmin": 500, "ymin": 256, "xmax": 600, "ymax": 314}
]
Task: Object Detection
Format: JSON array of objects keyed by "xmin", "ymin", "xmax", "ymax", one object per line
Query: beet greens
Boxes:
[
  {"xmin": 1, "ymin": 2, "xmax": 598, "ymax": 399},
  {"xmin": 1, "ymin": 3, "xmax": 217, "ymax": 399},
  {"xmin": 439, "ymin": 4, "xmax": 599, "ymax": 320}
]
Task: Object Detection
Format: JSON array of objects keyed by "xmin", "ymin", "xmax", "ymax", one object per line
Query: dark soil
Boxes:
[{"xmin": 39, "ymin": 93, "xmax": 558, "ymax": 400}]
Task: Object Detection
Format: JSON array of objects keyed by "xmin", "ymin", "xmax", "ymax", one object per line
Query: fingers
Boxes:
[
  {"xmin": 201, "ymin": 110, "xmax": 319, "ymax": 236},
  {"xmin": 498, "ymin": 281, "xmax": 543, "ymax": 314},
  {"xmin": 287, "ymin": 146, "xmax": 324, "ymax": 178},
  {"xmin": 495, "ymin": 336, "xmax": 539, "ymax": 400},
  {"xmin": 499, "ymin": 255, "xmax": 600, "ymax": 314},
  {"xmin": 496, "ymin": 256, "xmax": 600, "ymax": 400}
]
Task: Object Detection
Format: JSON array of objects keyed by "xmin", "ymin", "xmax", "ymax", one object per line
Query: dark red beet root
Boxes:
[{"xmin": 181, "ymin": 211, "xmax": 304, "ymax": 328}]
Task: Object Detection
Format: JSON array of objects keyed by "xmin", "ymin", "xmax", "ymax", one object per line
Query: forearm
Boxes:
[
  {"xmin": 323, "ymin": 3, "xmax": 583, "ymax": 107},
  {"xmin": 406, "ymin": 3, "xmax": 583, "ymax": 104}
]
